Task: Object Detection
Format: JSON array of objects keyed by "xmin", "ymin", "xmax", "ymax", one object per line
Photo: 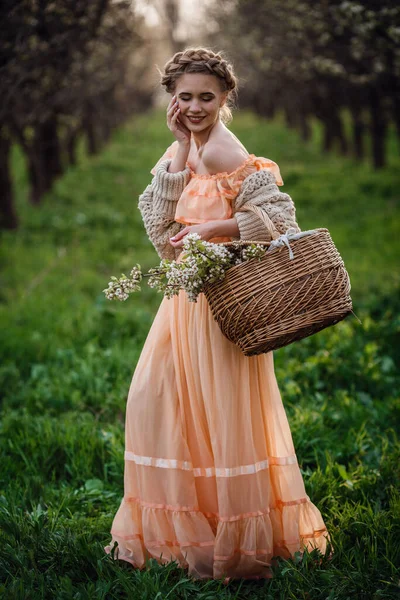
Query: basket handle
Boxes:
[{"xmin": 240, "ymin": 204, "xmax": 281, "ymax": 241}]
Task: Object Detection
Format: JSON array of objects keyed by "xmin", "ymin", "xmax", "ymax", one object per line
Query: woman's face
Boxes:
[{"xmin": 174, "ymin": 73, "xmax": 227, "ymax": 132}]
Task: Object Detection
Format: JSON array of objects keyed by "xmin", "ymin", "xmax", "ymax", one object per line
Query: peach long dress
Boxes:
[{"xmin": 104, "ymin": 142, "xmax": 330, "ymax": 581}]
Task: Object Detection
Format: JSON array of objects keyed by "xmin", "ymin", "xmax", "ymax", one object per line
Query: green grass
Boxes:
[{"xmin": 0, "ymin": 110, "xmax": 399, "ymax": 599}]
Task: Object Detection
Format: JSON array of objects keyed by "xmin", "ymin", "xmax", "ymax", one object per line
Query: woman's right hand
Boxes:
[{"xmin": 167, "ymin": 95, "xmax": 191, "ymax": 146}]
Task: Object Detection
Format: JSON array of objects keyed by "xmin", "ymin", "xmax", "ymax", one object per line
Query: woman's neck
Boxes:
[{"xmin": 191, "ymin": 119, "xmax": 222, "ymax": 151}]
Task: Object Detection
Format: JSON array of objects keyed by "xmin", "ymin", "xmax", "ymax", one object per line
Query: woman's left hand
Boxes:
[{"xmin": 169, "ymin": 223, "xmax": 216, "ymax": 248}]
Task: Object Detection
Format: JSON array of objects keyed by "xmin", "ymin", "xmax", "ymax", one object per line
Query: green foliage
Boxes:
[{"xmin": 0, "ymin": 110, "xmax": 399, "ymax": 598}]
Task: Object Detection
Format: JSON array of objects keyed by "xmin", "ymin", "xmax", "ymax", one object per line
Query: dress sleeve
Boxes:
[
  {"xmin": 138, "ymin": 156, "xmax": 191, "ymax": 260},
  {"xmin": 150, "ymin": 141, "xmax": 179, "ymax": 175},
  {"xmin": 255, "ymin": 157, "xmax": 283, "ymax": 186},
  {"xmin": 138, "ymin": 172, "xmax": 184, "ymax": 261},
  {"xmin": 239, "ymin": 156, "xmax": 284, "ymax": 186},
  {"xmin": 215, "ymin": 155, "xmax": 284, "ymax": 204}
]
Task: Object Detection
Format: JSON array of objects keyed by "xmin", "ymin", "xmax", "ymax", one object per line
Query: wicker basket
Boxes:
[{"xmin": 203, "ymin": 205, "xmax": 353, "ymax": 356}]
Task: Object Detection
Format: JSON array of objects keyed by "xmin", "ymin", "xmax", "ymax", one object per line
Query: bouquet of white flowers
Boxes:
[
  {"xmin": 103, "ymin": 228, "xmax": 355, "ymax": 355},
  {"xmin": 103, "ymin": 233, "xmax": 266, "ymax": 303}
]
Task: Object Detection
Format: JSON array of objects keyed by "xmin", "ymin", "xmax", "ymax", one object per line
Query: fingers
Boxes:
[
  {"xmin": 168, "ymin": 94, "xmax": 176, "ymax": 108},
  {"xmin": 167, "ymin": 103, "xmax": 181, "ymax": 132},
  {"xmin": 170, "ymin": 228, "xmax": 191, "ymax": 248},
  {"xmin": 170, "ymin": 239, "xmax": 183, "ymax": 248},
  {"xmin": 171, "ymin": 107, "xmax": 181, "ymax": 123},
  {"xmin": 170, "ymin": 227, "xmax": 188, "ymax": 243},
  {"xmin": 167, "ymin": 100, "xmax": 178, "ymax": 116},
  {"xmin": 167, "ymin": 94, "xmax": 175, "ymax": 111},
  {"xmin": 167, "ymin": 94, "xmax": 191, "ymax": 142},
  {"xmin": 167, "ymin": 95, "xmax": 179, "ymax": 118}
]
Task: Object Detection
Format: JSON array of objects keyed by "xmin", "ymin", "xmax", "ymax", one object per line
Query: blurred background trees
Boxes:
[
  {"xmin": 209, "ymin": 0, "xmax": 400, "ymax": 170},
  {"xmin": 0, "ymin": 0, "xmax": 153, "ymax": 229},
  {"xmin": 1, "ymin": 0, "xmax": 399, "ymax": 230}
]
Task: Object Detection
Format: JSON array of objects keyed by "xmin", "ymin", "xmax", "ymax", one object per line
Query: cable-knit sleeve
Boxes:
[
  {"xmin": 232, "ymin": 169, "xmax": 301, "ymax": 241},
  {"xmin": 138, "ymin": 158, "xmax": 191, "ymax": 260}
]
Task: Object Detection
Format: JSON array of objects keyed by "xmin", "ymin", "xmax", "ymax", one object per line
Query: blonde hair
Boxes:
[{"xmin": 160, "ymin": 47, "xmax": 238, "ymax": 124}]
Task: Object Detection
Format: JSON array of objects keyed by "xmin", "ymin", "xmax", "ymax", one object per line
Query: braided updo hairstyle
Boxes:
[{"xmin": 160, "ymin": 47, "xmax": 238, "ymax": 124}]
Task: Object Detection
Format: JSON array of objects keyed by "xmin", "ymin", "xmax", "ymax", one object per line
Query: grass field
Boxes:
[{"xmin": 0, "ymin": 110, "xmax": 399, "ymax": 599}]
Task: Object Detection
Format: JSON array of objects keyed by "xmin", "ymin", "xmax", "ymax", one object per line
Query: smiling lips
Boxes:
[{"xmin": 187, "ymin": 116, "xmax": 205, "ymax": 123}]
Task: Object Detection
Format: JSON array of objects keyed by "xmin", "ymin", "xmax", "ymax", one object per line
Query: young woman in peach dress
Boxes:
[{"xmin": 104, "ymin": 47, "xmax": 330, "ymax": 581}]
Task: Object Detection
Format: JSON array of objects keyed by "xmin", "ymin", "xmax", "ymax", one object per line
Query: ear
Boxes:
[{"xmin": 220, "ymin": 92, "xmax": 228, "ymax": 107}]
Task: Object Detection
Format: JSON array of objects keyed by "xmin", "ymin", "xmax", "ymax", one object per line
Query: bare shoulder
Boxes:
[{"xmin": 202, "ymin": 144, "xmax": 249, "ymax": 175}]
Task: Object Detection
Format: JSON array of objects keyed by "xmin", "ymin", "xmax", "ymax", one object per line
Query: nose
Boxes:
[{"xmin": 189, "ymin": 100, "xmax": 202, "ymax": 113}]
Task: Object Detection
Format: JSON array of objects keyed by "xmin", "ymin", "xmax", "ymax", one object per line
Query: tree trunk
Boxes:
[
  {"xmin": 27, "ymin": 117, "xmax": 63, "ymax": 204},
  {"xmin": 85, "ymin": 110, "xmax": 98, "ymax": 155},
  {"xmin": 41, "ymin": 117, "xmax": 63, "ymax": 180},
  {"xmin": 333, "ymin": 112, "xmax": 348, "ymax": 155},
  {"xmin": 392, "ymin": 96, "xmax": 400, "ymax": 155},
  {"xmin": 28, "ymin": 152, "xmax": 49, "ymax": 205},
  {"xmin": 100, "ymin": 119, "xmax": 111, "ymax": 146},
  {"xmin": 164, "ymin": 0, "xmax": 182, "ymax": 55},
  {"xmin": 284, "ymin": 105, "xmax": 297, "ymax": 129},
  {"xmin": 65, "ymin": 128, "xmax": 79, "ymax": 166},
  {"xmin": 0, "ymin": 130, "xmax": 18, "ymax": 229},
  {"xmin": 300, "ymin": 113, "xmax": 311, "ymax": 142},
  {"xmin": 351, "ymin": 109, "xmax": 365, "ymax": 160},
  {"xmin": 370, "ymin": 86, "xmax": 386, "ymax": 169},
  {"xmin": 322, "ymin": 119, "xmax": 334, "ymax": 152}
]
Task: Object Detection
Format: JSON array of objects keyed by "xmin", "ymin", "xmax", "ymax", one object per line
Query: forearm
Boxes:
[
  {"xmin": 138, "ymin": 182, "xmax": 184, "ymax": 260},
  {"xmin": 208, "ymin": 218, "xmax": 240, "ymax": 238},
  {"xmin": 168, "ymin": 142, "xmax": 190, "ymax": 173}
]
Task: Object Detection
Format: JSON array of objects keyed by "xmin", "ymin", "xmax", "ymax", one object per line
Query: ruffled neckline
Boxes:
[
  {"xmin": 188, "ymin": 154, "xmax": 257, "ymax": 180},
  {"xmin": 151, "ymin": 141, "xmax": 284, "ymax": 187}
]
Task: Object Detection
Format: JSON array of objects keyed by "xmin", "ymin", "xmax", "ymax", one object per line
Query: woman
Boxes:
[{"xmin": 104, "ymin": 47, "xmax": 330, "ymax": 581}]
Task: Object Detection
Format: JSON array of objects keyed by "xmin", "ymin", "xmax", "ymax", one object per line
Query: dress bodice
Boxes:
[{"xmin": 151, "ymin": 140, "xmax": 283, "ymax": 227}]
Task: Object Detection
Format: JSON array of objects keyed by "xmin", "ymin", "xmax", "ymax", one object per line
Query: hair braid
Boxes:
[{"xmin": 159, "ymin": 47, "xmax": 238, "ymax": 123}]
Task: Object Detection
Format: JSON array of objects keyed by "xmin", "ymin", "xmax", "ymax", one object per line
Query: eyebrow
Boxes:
[{"xmin": 178, "ymin": 91, "xmax": 215, "ymax": 96}]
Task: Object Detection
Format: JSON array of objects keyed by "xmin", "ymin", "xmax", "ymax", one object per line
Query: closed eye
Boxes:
[{"xmin": 179, "ymin": 96, "xmax": 214, "ymax": 102}]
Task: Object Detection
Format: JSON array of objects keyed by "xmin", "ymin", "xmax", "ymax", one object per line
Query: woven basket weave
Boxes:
[{"xmin": 203, "ymin": 205, "xmax": 353, "ymax": 356}]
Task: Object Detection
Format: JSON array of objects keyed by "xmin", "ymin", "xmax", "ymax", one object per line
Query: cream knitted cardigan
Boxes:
[{"xmin": 138, "ymin": 158, "xmax": 301, "ymax": 260}]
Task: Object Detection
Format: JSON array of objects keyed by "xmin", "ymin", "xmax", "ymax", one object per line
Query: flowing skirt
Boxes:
[{"xmin": 104, "ymin": 290, "xmax": 330, "ymax": 580}]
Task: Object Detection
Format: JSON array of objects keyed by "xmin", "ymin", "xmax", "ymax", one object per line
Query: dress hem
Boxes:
[{"xmin": 103, "ymin": 495, "xmax": 331, "ymax": 580}]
